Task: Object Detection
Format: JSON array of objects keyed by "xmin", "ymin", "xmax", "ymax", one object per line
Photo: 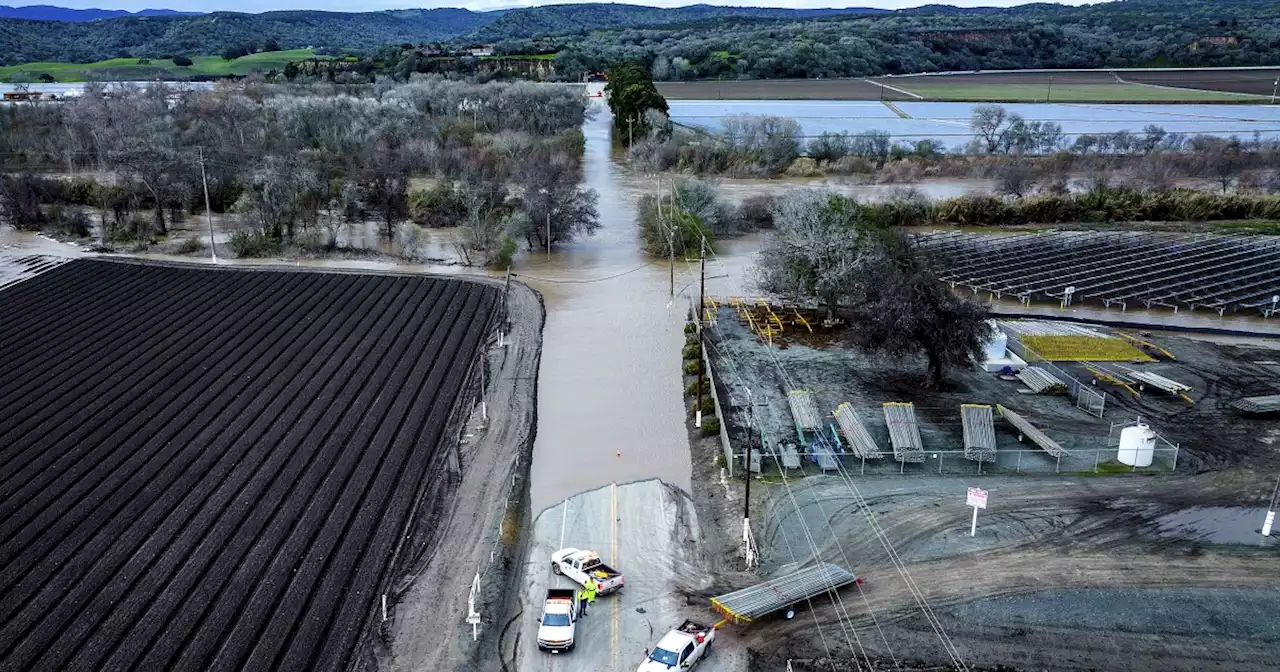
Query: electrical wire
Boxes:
[
  {"xmin": 761, "ymin": 344, "xmax": 970, "ymax": 672},
  {"xmin": 511, "ymin": 260, "xmax": 660, "ymax": 284},
  {"xmin": 704, "ymin": 333, "xmax": 872, "ymax": 671}
]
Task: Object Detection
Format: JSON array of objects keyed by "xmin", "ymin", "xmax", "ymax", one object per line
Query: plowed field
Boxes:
[{"xmin": 0, "ymin": 259, "xmax": 498, "ymax": 672}]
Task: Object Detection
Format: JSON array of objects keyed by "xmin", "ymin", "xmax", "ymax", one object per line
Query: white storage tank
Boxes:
[
  {"xmin": 1117, "ymin": 424, "xmax": 1156, "ymax": 467},
  {"xmin": 983, "ymin": 322, "xmax": 1008, "ymax": 362}
]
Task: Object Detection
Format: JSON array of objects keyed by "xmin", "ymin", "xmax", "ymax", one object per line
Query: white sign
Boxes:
[
  {"xmin": 966, "ymin": 487, "xmax": 988, "ymax": 509},
  {"xmin": 1264, "ymin": 510, "xmax": 1276, "ymax": 537}
]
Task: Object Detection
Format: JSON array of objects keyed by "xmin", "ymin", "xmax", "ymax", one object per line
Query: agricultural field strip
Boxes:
[{"xmin": 0, "ymin": 260, "xmax": 497, "ymax": 672}]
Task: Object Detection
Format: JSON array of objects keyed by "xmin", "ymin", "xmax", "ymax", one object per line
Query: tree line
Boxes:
[
  {"xmin": 627, "ymin": 104, "xmax": 1280, "ymax": 195},
  {"xmin": 0, "ymin": 76, "xmax": 599, "ymax": 265},
  {"xmin": 542, "ymin": 0, "xmax": 1280, "ymax": 82}
]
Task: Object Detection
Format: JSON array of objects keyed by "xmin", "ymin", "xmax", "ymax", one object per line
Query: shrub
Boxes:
[
  {"xmin": 490, "ymin": 235, "xmax": 517, "ymax": 269},
  {"xmin": 175, "ymin": 236, "xmax": 207, "ymax": 254},
  {"xmin": 700, "ymin": 396, "xmax": 715, "ymax": 414},
  {"xmin": 684, "ymin": 322, "xmax": 697, "ymax": 334},
  {"xmin": 228, "ymin": 229, "xmax": 282, "ymax": 258},
  {"xmin": 700, "ymin": 417, "xmax": 720, "ymax": 436},
  {"xmin": 685, "ymin": 380, "xmax": 700, "ymax": 397},
  {"xmin": 49, "ymin": 207, "xmax": 92, "ymax": 238},
  {"xmin": 682, "ymin": 344, "xmax": 701, "ymax": 361},
  {"xmin": 683, "ymin": 359, "xmax": 702, "ymax": 376},
  {"xmin": 172, "ymin": 55, "xmax": 193, "ymax": 67}
]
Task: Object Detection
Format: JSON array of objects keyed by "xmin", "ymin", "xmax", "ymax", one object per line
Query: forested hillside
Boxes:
[
  {"xmin": 467, "ymin": 3, "xmax": 882, "ymax": 42},
  {"xmin": 540, "ymin": 0, "xmax": 1280, "ymax": 80},
  {"xmin": 3, "ymin": 0, "xmax": 1280, "ymax": 76},
  {"xmin": 0, "ymin": 8, "xmax": 496, "ymax": 63}
]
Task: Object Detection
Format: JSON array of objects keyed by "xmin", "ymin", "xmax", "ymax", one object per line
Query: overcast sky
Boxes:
[{"xmin": 23, "ymin": 0, "xmax": 1095, "ymax": 15}]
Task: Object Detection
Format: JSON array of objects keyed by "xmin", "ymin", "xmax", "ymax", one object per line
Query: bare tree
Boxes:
[
  {"xmin": 994, "ymin": 160, "xmax": 1037, "ymax": 198},
  {"xmin": 970, "ymin": 104, "xmax": 1010, "ymax": 154},
  {"xmin": 753, "ymin": 190, "xmax": 877, "ymax": 318}
]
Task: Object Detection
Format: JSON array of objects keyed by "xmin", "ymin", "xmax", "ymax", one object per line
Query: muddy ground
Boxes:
[
  {"xmin": 706, "ymin": 309, "xmax": 1280, "ymax": 476},
  {"xmin": 700, "ymin": 312, "xmax": 1280, "ymax": 671},
  {"xmin": 385, "ymin": 280, "xmax": 543, "ymax": 672}
]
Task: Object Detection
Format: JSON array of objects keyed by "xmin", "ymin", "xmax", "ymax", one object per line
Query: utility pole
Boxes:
[
  {"xmin": 1263, "ymin": 472, "xmax": 1280, "ymax": 537},
  {"xmin": 628, "ymin": 117, "xmax": 634, "ymax": 146},
  {"xmin": 199, "ymin": 147, "xmax": 217, "ymax": 263},
  {"xmin": 695, "ymin": 237, "xmax": 706, "ymax": 429},
  {"xmin": 546, "ymin": 211, "xmax": 551, "ymax": 256},
  {"xmin": 1047, "ymin": 75, "xmax": 1053, "ymax": 103},
  {"xmin": 1273, "ymin": 77, "xmax": 1279, "ymax": 105},
  {"xmin": 668, "ymin": 226, "xmax": 675, "ymax": 298},
  {"xmin": 742, "ymin": 387, "xmax": 754, "ymax": 565}
]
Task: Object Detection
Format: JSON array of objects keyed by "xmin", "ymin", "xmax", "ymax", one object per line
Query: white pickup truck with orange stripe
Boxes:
[{"xmin": 550, "ymin": 548, "xmax": 625, "ymax": 594}]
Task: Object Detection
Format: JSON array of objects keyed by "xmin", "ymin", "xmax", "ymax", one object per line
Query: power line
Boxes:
[
  {"xmin": 704, "ymin": 333, "xmax": 881, "ymax": 670},
  {"xmin": 761, "ymin": 345, "xmax": 969, "ymax": 671}
]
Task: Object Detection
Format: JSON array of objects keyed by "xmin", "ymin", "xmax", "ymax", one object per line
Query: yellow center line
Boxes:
[{"xmin": 610, "ymin": 481, "xmax": 620, "ymax": 671}]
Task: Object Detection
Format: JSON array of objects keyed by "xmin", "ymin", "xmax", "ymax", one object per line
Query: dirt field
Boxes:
[
  {"xmin": 657, "ymin": 79, "xmax": 914, "ymax": 101},
  {"xmin": 701, "ymin": 311, "xmax": 1280, "ymax": 671},
  {"xmin": 0, "ymin": 259, "xmax": 501, "ymax": 672}
]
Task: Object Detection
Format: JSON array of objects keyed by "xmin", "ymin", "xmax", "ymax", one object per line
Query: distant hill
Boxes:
[
  {"xmin": 467, "ymin": 3, "xmax": 886, "ymax": 41},
  {"xmin": 0, "ymin": 8, "xmax": 500, "ymax": 63},
  {"xmin": 0, "ymin": 5, "xmax": 199, "ymax": 21}
]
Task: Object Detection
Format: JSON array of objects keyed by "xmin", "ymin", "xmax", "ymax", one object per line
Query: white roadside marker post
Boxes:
[{"xmin": 966, "ymin": 487, "xmax": 988, "ymax": 537}]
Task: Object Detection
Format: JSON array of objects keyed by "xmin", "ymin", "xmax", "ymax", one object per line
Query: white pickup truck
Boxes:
[
  {"xmin": 636, "ymin": 620, "xmax": 716, "ymax": 671},
  {"xmin": 551, "ymin": 548, "xmax": 625, "ymax": 595},
  {"xmin": 536, "ymin": 588, "xmax": 578, "ymax": 653}
]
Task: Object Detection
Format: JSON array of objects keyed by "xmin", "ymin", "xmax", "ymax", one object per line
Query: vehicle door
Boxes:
[{"xmin": 679, "ymin": 642, "xmax": 697, "ymax": 668}]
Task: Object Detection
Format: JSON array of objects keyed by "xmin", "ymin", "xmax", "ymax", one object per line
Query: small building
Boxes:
[
  {"xmin": 3, "ymin": 91, "xmax": 43, "ymax": 102},
  {"xmin": 469, "ymin": 45, "xmax": 495, "ymax": 57}
]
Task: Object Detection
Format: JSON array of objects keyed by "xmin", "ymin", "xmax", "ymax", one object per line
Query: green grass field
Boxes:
[
  {"xmin": 892, "ymin": 81, "xmax": 1266, "ymax": 103},
  {"xmin": 0, "ymin": 49, "xmax": 325, "ymax": 83}
]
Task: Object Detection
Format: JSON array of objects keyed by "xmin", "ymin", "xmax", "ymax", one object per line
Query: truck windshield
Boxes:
[
  {"xmin": 543, "ymin": 613, "xmax": 571, "ymax": 627},
  {"xmin": 648, "ymin": 647, "xmax": 679, "ymax": 665}
]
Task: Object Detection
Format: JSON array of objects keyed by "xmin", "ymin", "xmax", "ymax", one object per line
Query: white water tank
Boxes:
[
  {"xmin": 1117, "ymin": 424, "xmax": 1156, "ymax": 467},
  {"xmin": 983, "ymin": 322, "xmax": 1008, "ymax": 361}
]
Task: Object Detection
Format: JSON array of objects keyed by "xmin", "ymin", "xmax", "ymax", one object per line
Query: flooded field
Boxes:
[{"xmin": 667, "ymin": 99, "xmax": 1280, "ymax": 147}]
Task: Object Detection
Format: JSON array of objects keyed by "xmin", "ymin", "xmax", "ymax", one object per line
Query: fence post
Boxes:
[
  {"xmin": 1016, "ymin": 450, "xmax": 1022, "ymax": 474},
  {"xmin": 938, "ymin": 452, "xmax": 943, "ymax": 474},
  {"xmin": 1094, "ymin": 449, "xmax": 1100, "ymax": 473},
  {"xmin": 1172, "ymin": 444, "xmax": 1179, "ymax": 472}
]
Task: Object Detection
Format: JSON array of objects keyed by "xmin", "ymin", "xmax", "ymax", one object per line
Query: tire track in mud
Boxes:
[{"xmin": 0, "ymin": 259, "xmax": 501, "ymax": 672}]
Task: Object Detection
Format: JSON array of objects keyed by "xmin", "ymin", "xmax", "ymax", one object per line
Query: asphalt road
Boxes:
[{"xmin": 515, "ymin": 480, "xmax": 748, "ymax": 672}]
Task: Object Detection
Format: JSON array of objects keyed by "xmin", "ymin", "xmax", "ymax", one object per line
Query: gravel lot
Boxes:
[{"xmin": 701, "ymin": 311, "xmax": 1280, "ymax": 671}]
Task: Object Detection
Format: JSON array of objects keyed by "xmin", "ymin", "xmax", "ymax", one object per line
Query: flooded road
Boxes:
[{"xmin": 522, "ymin": 94, "xmax": 697, "ymax": 514}]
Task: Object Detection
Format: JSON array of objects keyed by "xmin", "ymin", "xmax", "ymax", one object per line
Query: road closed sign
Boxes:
[{"xmin": 966, "ymin": 487, "xmax": 988, "ymax": 509}]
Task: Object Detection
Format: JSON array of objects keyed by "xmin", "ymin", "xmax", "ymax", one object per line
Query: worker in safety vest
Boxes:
[{"xmin": 581, "ymin": 577, "xmax": 598, "ymax": 616}]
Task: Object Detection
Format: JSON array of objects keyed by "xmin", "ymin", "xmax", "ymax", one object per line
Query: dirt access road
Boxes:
[{"xmin": 745, "ymin": 472, "xmax": 1280, "ymax": 671}]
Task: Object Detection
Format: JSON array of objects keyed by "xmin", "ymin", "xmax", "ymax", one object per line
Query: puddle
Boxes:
[{"xmin": 1149, "ymin": 506, "xmax": 1278, "ymax": 545}]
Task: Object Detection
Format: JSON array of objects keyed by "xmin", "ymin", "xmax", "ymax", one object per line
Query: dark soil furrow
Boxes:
[
  {"xmin": 0, "ymin": 271, "xmax": 344, "ymax": 645},
  {"xmin": 301, "ymin": 290, "xmax": 497, "ymax": 672},
  {"xmin": 0, "ymin": 267, "xmax": 286, "ymax": 505},
  {"xmin": 0, "ymin": 269, "xmax": 307, "ymax": 561},
  {"xmin": 58, "ymin": 276, "xmax": 413, "ymax": 672},
  {"xmin": 0, "ymin": 264, "xmax": 211, "ymax": 402},
  {"xmin": 198, "ymin": 281, "xmax": 471, "ymax": 672},
  {"xmin": 0, "ymin": 260, "xmax": 131, "ymax": 346},
  {"xmin": 109, "ymin": 278, "xmax": 437, "ymax": 672},
  {"xmin": 0, "ymin": 259, "xmax": 498, "ymax": 672}
]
